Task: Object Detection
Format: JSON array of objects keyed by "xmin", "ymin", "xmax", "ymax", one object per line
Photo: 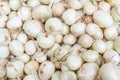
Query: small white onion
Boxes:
[
  {"xmin": 62, "ymin": 9, "xmax": 79, "ymax": 25},
  {"xmin": 82, "ymin": 50, "xmax": 99, "ymax": 62},
  {"xmin": 104, "ymin": 27, "xmax": 118, "ymax": 40},
  {"xmin": 45, "ymin": 18, "xmax": 62, "ymax": 33},
  {"xmin": 70, "ymin": 23, "xmax": 86, "ymax": 37},
  {"xmin": 86, "ymin": 23, "xmax": 103, "ymax": 39},
  {"xmin": 9, "ymin": 0, "xmax": 21, "ymax": 10},
  {"xmin": 78, "ymin": 34, "xmax": 94, "ymax": 48},
  {"xmin": 99, "ymin": 1, "xmax": 110, "ymax": 12},
  {"xmin": 17, "ymin": 32, "xmax": 28, "ymax": 44},
  {"xmin": 32, "ymin": 5, "xmax": 52, "ymax": 21},
  {"xmin": 6, "ymin": 60, "xmax": 24, "ymax": 78},
  {"xmin": 9, "ymin": 40, "xmax": 24, "ymax": 56},
  {"xmin": 17, "ymin": 6, "xmax": 31, "ymax": 21},
  {"xmin": 24, "ymin": 61, "xmax": 39, "ymax": 74},
  {"xmin": 84, "ymin": 0, "xmax": 97, "ymax": 15},
  {"xmin": 63, "ymin": 34, "xmax": 76, "ymax": 45},
  {"xmin": 23, "ymin": 20, "xmax": 43, "ymax": 38},
  {"xmin": 52, "ymin": 2, "xmax": 65, "ymax": 17},
  {"xmin": 25, "ymin": 40, "xmax": 36, "ymax": 55},
  {"xmin": 93, "ymin": 10, "xmax": 113, "ymax": 28},
  {"xmin": 98, "ymin": 63, "xmax": 120, "ymax": 80},
  {"xmin": 37, "ymin": 33, "xmax": 55, "ymax": 49},
  {"xmin": 0, "ymin": 45, "xmax": 9, "ymax": 59},
  {"xmin": 92, "ymin": 40, "xmax": 107, "ymax": 54},
  {"xmin": 77, "ymin": 63, "xmax": 99, "ymax": 80},
  {"xmin": 39, "ymin": 61, "xmax": 55, "ymax": 80},
  {"xmin": 34, "ymin": 52, "xmax": 47, "ymax": 63},
  {"xmin": 66, "ymin": 54, "xmax": 83, "ymax": 70},
  {"xmin": 0, "ymin": 2, "xmax": 11, "ymax": 15},
  {"xmin": 7, "ymin": 17, "xmax": 22, "ymax": 31},
  {"xmin": 103, "ymin": 50, "xmax": 120, "ymax": 64}
]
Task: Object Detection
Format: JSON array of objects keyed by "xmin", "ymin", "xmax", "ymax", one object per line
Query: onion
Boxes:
[
  {"xmin": 93, "ymin": 10, "xmax": 113, "ymax": 28},
  {"xmin": 6, "ymin": 60, "xmax": 24, "ymax": 78},
  {"xmin": 62, "ymin": 8, "xmax": 79, "ymax": 25},
  {"xmin": 38, "ymin": 61, "xmax": 55, "ymax": 80},
  {"xmin": 77, "ymin": 63, "xmax": 99, "ymax": 80},
  {"xmin": 82, "ymin": 50, "xmax": 99, "ymax": 62},
  {"xmin": 23, "ymin": 20, "xmax": 43, "ymax": 38},
  {"xmin": 0, "ymin": 45, "xmax": 9, "ymax": 59},
  {"xmin": 37, "ymin": 33, "xmax": 55, "ymax": 49},
  {"xmin": 65, "ymin": 54, "xmax": 83, "ymax": 70},
  {"xmin": 98, "ymin": 63, "xmax": 120, "ymax": 80},
  {"xmin": 9, "ymin": 40, "xmax": 24, "ymax": 56},
  {"xmin": 24, "ymin": 61, "xmax": 39, "ymax": 74}
]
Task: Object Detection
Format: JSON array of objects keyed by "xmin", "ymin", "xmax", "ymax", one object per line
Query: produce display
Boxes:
[{"xmin": 0, "ymin": 0, "xmax": 120, "ymax": 80}]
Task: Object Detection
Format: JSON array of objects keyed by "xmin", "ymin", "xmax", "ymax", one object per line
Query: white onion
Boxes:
[
  {"xmin": 86, "ymin": 23, "xmax": 103, "ymax": 39},
  {"xmin": 32, "ymin": 5, "xmax": 52, "ymax": 21},
  {"xmin": 45, "ymin": 18, "xmax": 62, "ymax": 33},
  {"xmin": 25, "ymin": 40, "xmax": 36, "ymax": 55},
  {"xmin": 34, "ymin": 52, "xmax": 47, "ymax": 63},
  {"xmin": 104, "ymin": 27, "xmax": 118, "ymax": 40},
  {"xmin": 23, "ymin": 20, "xmax": 43, "ymax": 38},
  {"xmin": 17, "ymin": 6, "xmax": 31, "ymax": 21},
  {"xmin": 63, "ymin": 34, "xmax": 76, "ymax": 45},
  {"xmin": 37, "ymin": 33, "xmax": 55, "ymax": 49},
  {"xmin": 93, "ymin": 10, "xmax": 113, "ymax": 28},
  {"xmin": 9, "ymin": 40, "xmax": 24, "ymax": 56},
  {"xmin": 39, "ymin": 61, "xmax": 55, "ymax": 80},
  {"xmin": 92, "ymin": 40, "xmax": 107, "ymax": 54},
  {"xmin": 24, "ymin": 61, "xmax": 39, "ymax": 74},
  {"xmin": 78, "ymin": 34, "xmax": 94, "ymax": 48},
  {"xmin": 103, "ymin": 50, "xmax": 120, "ymax": 64},
  {"xmin": 7, "ymin": 17, "xmax": 22, "ymax": 31},
  {"xmin": 52, "ymin": 2, "xmax": 65, "ymax": 17},
  {"xmin": 6, "ymin": 60, "xmax": 24, "ymax": 78},
  {"xmin": 0, "ymin": 45, "xmax": 9, "ymax": 59},
  {"xmin": 98, "ymin": 63, "xmax": 120, "ymax": 80},
  {"xmin": 66, "ymin": 54, "xmax": 83, "ymax": 70},
  {"xmin": 0, "ymin": 2, "xmax": 11, "ymax": 15},
  {"xmin": 70, "ymin": 23, "xmax": 86, "ymax": 37},
  {"xmin": 77, "ymin": 63, "xmax": 99, "ymax": 80},
  {"xmin": 9, "ymin": 0, "xmax": 21, "ymax": 10},
  {"xmin": 62, "ymin": 9, "xmax": 79, "ymax": 25},
  {"xmin": 17, "ymin": 32, "xmax": 28, "ymax": 44},
  {"xmin": 82, "ymin": 50, "xmax": 99, "ymax": 62}
]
